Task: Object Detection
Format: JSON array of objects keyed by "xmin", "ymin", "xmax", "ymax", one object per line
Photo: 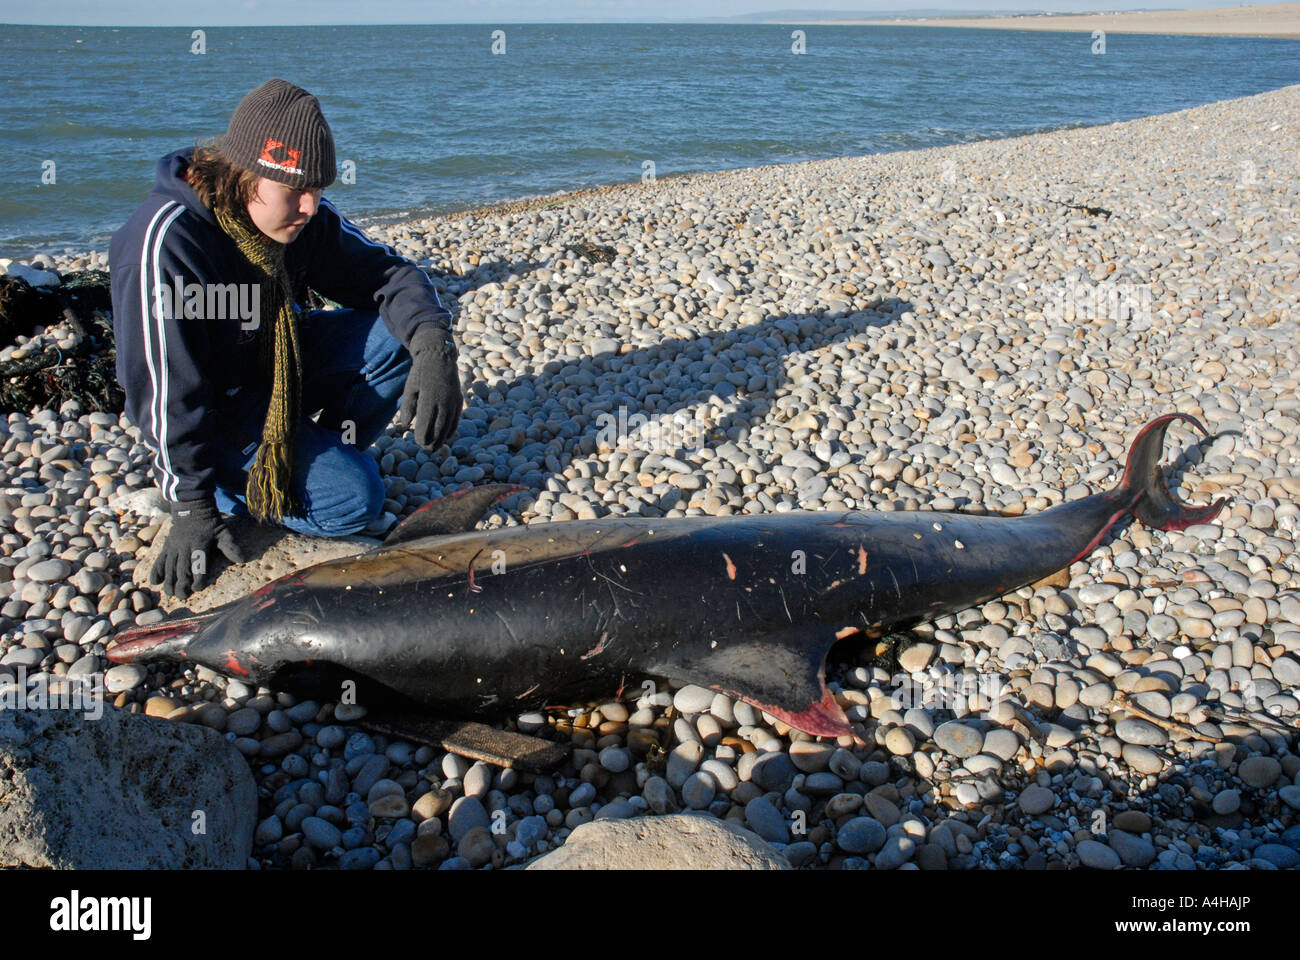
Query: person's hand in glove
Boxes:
[
  {"xmin": 150, "ymin": 498, "xmax": 248, "ymax": 600},
  {"xmin": 397, "ymin": 324, "xmax": 462, "ymax": 450}
]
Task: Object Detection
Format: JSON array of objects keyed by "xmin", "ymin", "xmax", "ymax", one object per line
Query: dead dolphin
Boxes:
[{"xmin": 107, "ymin": 413, "xmax": 1225, "ymax": 738}]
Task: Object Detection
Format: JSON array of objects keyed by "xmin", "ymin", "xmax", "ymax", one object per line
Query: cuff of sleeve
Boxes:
[
  {"xmin": 411, "ymin": 323, "xmax": 458, "ymax": 358},
  {"xmin": 168, "ymin": 496, "xmax": 220, "ymax": 523}
]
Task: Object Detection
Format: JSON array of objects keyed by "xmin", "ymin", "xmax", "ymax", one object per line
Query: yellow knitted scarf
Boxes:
[{"xmin": 214, "ymin": 205, "xmax": 302, "ymax": 522}]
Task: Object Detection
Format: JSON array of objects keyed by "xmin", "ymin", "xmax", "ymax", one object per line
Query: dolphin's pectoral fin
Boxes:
[
  {"xmin": 382, "ymin": 483, "xmax": 528, "ymax": 547},
  {"xmin": 651, "ymin": 625, "xmax": 850, "ymax": 738}
]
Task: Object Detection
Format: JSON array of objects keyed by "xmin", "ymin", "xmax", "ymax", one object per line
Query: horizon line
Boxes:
[{"xmin": 2, "ymin": 9, "xmax": 1258, "ymax": 28}]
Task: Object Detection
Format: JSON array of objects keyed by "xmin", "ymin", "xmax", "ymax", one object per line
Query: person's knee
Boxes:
[
  {"xmin": 329, "ymin": 465, "xmax": 385, "ymax": 535},
  {"xmin": 297, "ymin": 450, "xmax": 387, "ymax": 537}
]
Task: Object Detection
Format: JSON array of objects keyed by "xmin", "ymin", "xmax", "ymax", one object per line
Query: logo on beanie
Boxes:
[{"xmin": 257, "ymin": 137, "xmax": 304, "ymax": 176}]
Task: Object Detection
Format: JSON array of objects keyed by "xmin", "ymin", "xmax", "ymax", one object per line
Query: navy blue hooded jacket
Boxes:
[{"xmin": 109, "ymin": 147, "xmax": 454, "ymax": 505}]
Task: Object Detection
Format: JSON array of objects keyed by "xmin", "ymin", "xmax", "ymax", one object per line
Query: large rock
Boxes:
[
  {"xmin": 0, "ymin": 258, "xmax": 60, "ymax": 287},
  {"xmin": 133, "ymin": 515, "xmax": 376, "ymax": 613},
  {"xmin": 527, "ymin": 814, "xmax": 791, "ymax": 870},
  {"xmin": 0, "ymin": 705, "xmax": 257, "ymax": 868}
]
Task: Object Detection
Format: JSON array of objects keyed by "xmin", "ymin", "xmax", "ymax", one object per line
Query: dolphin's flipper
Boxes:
[
  {"xmin": 383, "ymin": 483, "xmax": 528, "ymax": 546},
  {"xmin": 651, "ymin": 624, "xmax": 851, "ymax": 738}
]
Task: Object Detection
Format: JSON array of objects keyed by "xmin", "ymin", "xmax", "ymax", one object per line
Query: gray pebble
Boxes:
[
  {"xmin": 302, "ymin": 817, "xmax": 342, "ymax": 850},
  {"xmin": 463, "ymin": 761, "xmax": 493, "ymax": 798},
  {"xmin": 343, "ymin": 732, "xmax": 375, "ymax": 760},
  {"xmin": 254, "ymin": 815, "xmax": 283, "ymax": 846},
  {"xmin": 594, "ymin": 797, "xmax": 636, "ymax": 820},
  {"xmin": 1018, "ymin": 785, "xmax": 1054, "ymax": 815},
  {"xmin": 933, "ymin": 720, "xmax": 984, "ymax": 758},
  {"xmin": 1212, "ymin": 789, "xmax": 1241, "ymax": 815},
  {"xmin": 1122, "ymin": 744, "xmax": 1164, "ymax": 775},
  {"xmin": 643, "ymin": 775, "xmax": 677, "ymax": 815},
  {"xmin": 803, "ymin": 772, "xmax": 844, "ymax": 795},
  {"xmin": 785, "ymin": 841, "xmax": 818, "ymax": 867},
  {"xmin": 226, "ymin": 707, "xmax": 262, "ymax": 737},
  {"xmin": 751, "ymin": 752, "xmax": 796, "ymax": 792},
  {"xmin": 448, "ymin": 796, "xmax": 490, "ymax": 843},
  {"xmin": 874, "ymin": 835, "xmax": 915, "ymax": 870},
  {"xmin": 516, "ymin": 815, "xmax": 547, "ymax": 849},
  {"xmin": 1115, "ymin": 718, "xmax": 1168, "ymax": 747},
  {"xmin": 837, "ymin": 817, "xmax": 886, "ymax": 855},
  {"xmin": 672, "ymin": 684, "xmax": 715, "ymax": 714},
  {"xmin": 104, "ymin": 663, "xmax": 146, "ymax": 693},
  {"xmin": 682, "ymin": 771, "xmax": 716, "ymax": 809},
  {"xmin": 1108, "ymin": 830, "xmax": 1155, "ymax": 867},
  {"xmin": 666, "ymin": 741, "xmax": 703, "ymax": 788},
  {"xmin": 26, "ymin": 558, "xmax": 72, "ymax": 583},
  {"xmin": 339, "ymin": 847, "xmax": 381, "ymax": 870},
  {"xmin": 1077, "ymin": 839, "xmax": 1121, "ymax": 870},
  {"xmin": 352, "ymin": 755, "xmax": 390, "ymax": 796},
  {"xmin": 1238, "ymin": 755, "xmax": 1281, "ymax": 788},
  {"xmin": 700, "ymin": 758, "xmax": 738, "ymax": 791},
  {"xmin": 744, "ymin": 796, "xmax": 789, "ymax": 843},
  {"xmin": 568, "ymin": 781, "xmax": 597, "ymax": 808},
  {"xmin": 598, "ymin": 745, "xmax": 631, "ymax": 773},
  {"xmin": 1254, "ymin": 843, "xmax": 1300, "ymax": 869},
  {"xmin": 983, "ymin": 728, "xmax": 1020, "ymax": 761}
]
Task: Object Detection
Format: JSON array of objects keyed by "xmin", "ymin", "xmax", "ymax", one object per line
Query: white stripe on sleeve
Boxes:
[{"xmin": 137, "ymin": 201, "xmax": 185, "ymax": 501}]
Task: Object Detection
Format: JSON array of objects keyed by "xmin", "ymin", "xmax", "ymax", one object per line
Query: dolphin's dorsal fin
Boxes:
[{"xmin": 382, "ymin": 484, "xmax": 527, "ymax": 546}]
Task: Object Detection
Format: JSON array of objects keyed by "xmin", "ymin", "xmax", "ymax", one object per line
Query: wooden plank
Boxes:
[{"xmin": 359, "ymin": 711, "xmax": 569, "ymax": 772}]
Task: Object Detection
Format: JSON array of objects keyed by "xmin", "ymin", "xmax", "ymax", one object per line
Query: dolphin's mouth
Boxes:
[{"xmin": 105, "ymin": 617, "xmax": 206, "ymax": 663}]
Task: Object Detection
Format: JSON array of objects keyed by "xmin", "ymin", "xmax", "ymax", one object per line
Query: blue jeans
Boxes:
[{"xmin": 211, "ymin": 308, "xmax": 410, "ymax": 537}]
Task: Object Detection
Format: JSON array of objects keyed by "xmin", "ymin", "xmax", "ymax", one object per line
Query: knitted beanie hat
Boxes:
[{"xmin": 218, "ymin": 78, "xmax": 336, "ymax": 189}]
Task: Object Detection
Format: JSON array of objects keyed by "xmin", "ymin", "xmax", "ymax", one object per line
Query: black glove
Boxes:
[
  {"xmin": 150, "ymin": 498, "xmax": 248, "ymax": 600},
  {"xmin": 398, "ymin": 324, "xmax": 462, "ymax": 450}
]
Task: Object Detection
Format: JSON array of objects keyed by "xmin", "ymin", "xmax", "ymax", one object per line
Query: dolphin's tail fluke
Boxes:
[
  {"xmin": 105, "ymin": 614, "xmax": 211, "ymax": 665},
  {"xmin": 1116, "ymin": 413, "xmax": 1228, "ymax": 531}
]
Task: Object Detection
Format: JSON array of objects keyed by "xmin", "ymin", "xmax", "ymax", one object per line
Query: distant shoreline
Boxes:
[
  {"xmin": 766, "ymin": 3, "xmax": 1300, "ymax": 39},
  {"xmin": 4, "ymin": 6, "xmax": 1300, "ymax": 35}
]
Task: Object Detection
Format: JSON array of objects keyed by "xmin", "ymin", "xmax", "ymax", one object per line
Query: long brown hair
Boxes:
[{"xmin": 186, "ymin": 138, "xmax": 259, "ymax": 221}]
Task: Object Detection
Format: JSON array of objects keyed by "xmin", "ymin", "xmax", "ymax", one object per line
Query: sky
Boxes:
[{"xmin": 0, "ymin": 0, "xmax": 1287, "ymax": 26}]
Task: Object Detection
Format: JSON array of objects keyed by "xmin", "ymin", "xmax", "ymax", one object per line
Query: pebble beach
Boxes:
[
  {"xmin": 836, "ymin": 2, "xmax": 1300, "ymax": 39},
  {"xmin": 2, "ymin": 83, "xmax": 1299, "ymax": 871}
]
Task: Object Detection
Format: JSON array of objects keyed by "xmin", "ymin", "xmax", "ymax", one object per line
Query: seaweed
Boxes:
[{"xmin": 0, "ymin": 271, "xmax": 124, "ymax": 414}]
